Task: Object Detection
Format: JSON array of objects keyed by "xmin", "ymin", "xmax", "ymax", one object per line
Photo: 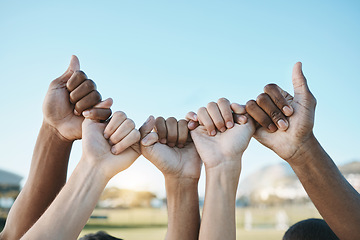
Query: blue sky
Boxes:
[{"xmin": 1, "ymin": 1, "xmax": 359, "ymax": 197}]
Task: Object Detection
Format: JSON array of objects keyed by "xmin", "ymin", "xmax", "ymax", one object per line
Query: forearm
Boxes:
[
  {"xmin": 165, "ymin": 176, "xmax": 200, "ymax": 240},
  {"xmin": 2, "ymin": 122, "xmax": 73, "ymax": 240},
  {"xmin": 21, "ymin": 158, "xmax": 108, "ymax": 240},
  {"xmin": 199, "ymin": 164, "xmax": 240, "ymax": 240},
  {"xmin": 290, "ymin": 136, "xmax": 360, "ymax": 240}
]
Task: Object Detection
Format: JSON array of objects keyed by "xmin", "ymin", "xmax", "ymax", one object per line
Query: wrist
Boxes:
[
  {"xmin": 286, "ymin": 133, "xmax": 319, "ymax": 167},
  {"xmin": 78, "ymin": 156, "xmax": 111, "ymax": 184},
  {"xmin": 42, "ymin": 120, "xmax": 74, "ymax": 144}
]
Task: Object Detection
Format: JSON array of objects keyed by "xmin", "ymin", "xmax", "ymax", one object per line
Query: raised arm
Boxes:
[
  {"xmin": 244, "ymin": 62, "xmax": 360, "ymax": 240},
  {"xmin": 20, "ymin": 112, "xmax": 140, "ymax": 240},
  {"xmin": 139, "ymin": 116, "xmax": 201, "ymax": 240},
  {"xmin": 0, "ymin": 56, "xmax": 111, "ymax": 240},
  {"xmin": 188, "ymin": 98, "xmax": 255, "ymax": 240}
]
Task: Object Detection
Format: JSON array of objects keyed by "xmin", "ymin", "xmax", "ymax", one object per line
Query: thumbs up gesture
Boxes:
[{"xmin": 243, "ymin": 62, "xmax": 317, "ymax": 165}]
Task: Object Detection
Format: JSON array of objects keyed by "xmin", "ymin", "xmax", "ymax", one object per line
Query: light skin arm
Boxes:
[
  {"xmin": 0, "ymin": 56, "xmax": 112, "ymax": 240},
  {"xmin": 187, "ymin": 98, "xmax": 255, "ymax": 240},
  {"xmin": 139, "ymin": 116, "xmax": 201, "ymax": 240},
  {"xmin": 20, "ymin": 112, "xmax": 140, "ymax": 240},
  {"xmin": 244, "ymin": 62, "xmax": 360, "ymax": 240}
]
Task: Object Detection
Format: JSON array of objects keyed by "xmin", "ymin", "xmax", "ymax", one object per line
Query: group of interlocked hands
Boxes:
[{"xmin": 1, "ymin": 56, "xmax": 359, "ymax": 240}]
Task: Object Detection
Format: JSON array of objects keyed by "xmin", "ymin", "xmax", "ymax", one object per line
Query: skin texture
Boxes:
[
  {"xmin": 244, "ymin": 62, "xmax": 360, "ymax": 240},
  {"xmin": 140, "ymin": 116, "xmax": 201, "ymax": 240},
  {"xmin": 187, "ymin": 98, "xmax": 255, "ymax": 240},
  {"xmin": 0, "ymin": 56, "xmax": 112, "ymax": 240},
  {"xmin": 20, "ymin": 113, "xmax": 141, "ymax": 240}
]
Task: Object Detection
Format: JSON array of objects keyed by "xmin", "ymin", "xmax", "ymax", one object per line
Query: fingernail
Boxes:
[
  {"xmin": 283, "ymin": 106, "xmax": 293, "ymax": 116},
  {"xmin": 220, "ymin": 127, "xmax": 226, "ymax": 133},
  {"xmin": 239, "ymin": 115, "xmax": 247, "ymax": 124},
  {"xmin": 177, "ymin": 144, "xmax": 184, "ymax": 148},
  {"xmin": 74, "ymin": 109, "xmax": 79, "ymax": 115},
  {"xmin": 145, "ymin": 116, "xmax": 152, "ymax": 124},
  {"xmin": 168, "ymin": 143, "xmax": 175, "ymax": 147},
  {"xmin": 278, "ymin": 119, "xmax": 288, "ymax": 130},
  {"xmin": 193, "ymin": 114, "xmax": 198, "ymax": 121},
  {"xmin": 160, "ymin": 138, "xmax": 167, "ymax": 144},
  {"xmin": 104, "ymin": 133, "xmax": 109, "ymax": 139},
  {"xmin": 268, "ymin": 123, "xmax": 277, "ymax": 132},
  {"xmin": 111, "ymin": 147, "xmax": 117, "ymax": 154},
  {"xmin": 226, "ymin": 121, "xmax": 233, "ymax": 129},
  {"xmin": 82, "ymin": 110, "xmax": 90, "ymax": 118},
  {"xmin": 141, "ymin": 136, "xmax": 148, "ymax": 145},
  {"xmin": 210, "ymin": 130, "xmax": 216, "ymax": 136},
  {"xmin": 189, "ymin": 121, "xmax": 195, "ymax": 129}
]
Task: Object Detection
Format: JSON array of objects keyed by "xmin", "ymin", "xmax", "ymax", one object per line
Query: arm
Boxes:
[
  {"xmin": 244, "ymin": 62, "xmax": 360, "ymax": 240},
  {"xmin": 187, "ymin": 98, "xmax": 255, "ymax": 240},
  {"xmin": 21, "ymin": 112, "xmax": 140, "ymax": 240},
  {"xmin": 0, "ymin": 56, "xmax": 112, "ymax": 240},
  {"xmin": 139, "ymin": 116, "xmax": 201, "ymax": 240}
]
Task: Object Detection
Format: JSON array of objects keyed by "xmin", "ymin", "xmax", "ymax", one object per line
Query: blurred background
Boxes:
[{"xmin": 0, "ymin": 1, "xmax": 359, "ymax": 239}]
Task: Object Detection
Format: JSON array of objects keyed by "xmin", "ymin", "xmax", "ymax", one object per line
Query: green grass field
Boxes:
[{"xmin": 79, "ymin": 205, "xmax": 321, "ymax": 240}]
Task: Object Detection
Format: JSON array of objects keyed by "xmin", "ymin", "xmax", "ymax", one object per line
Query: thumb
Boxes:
[
  {"xmin": 292, "ymin": 62, "xmax": 311, "ymax": 96},
  {"xmin": 67, "ymin": 55, "xmax": 80, "ymax": 73},
  {"xmin": 58, "ymin": 55, "xmax": 81, "ymax": 80}
]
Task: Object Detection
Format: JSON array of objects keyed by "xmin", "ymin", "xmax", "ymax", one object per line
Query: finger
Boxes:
[
  {"xmin": 166, "ymin": 117, "xmax": 178, "ymax": 147},
  {"xmin": 233, "ymin": 114, "xmax": 248, "ymax": 125},
  {"xmin": 246, "ymin": 100, "xmax": 277, "ymax": 132},
  {"xmin": 104, "ymin": 111, "xmax": 127, "ymax": 139},
  {"xmin": 230, "ymin": 103, "xmax": 247, "ymax": 115},
  {"xmin": 58, "ymin": 55, "xmax": 81, "ymax": 81},
  {"xmin": 139, "ymin": 115, "xmax": 156, "ymax": 138},
  {"xmin": 217, "ymin": 98, "xmax": 234, "ymax": 129},
  {"xmin": 141, "ymin": 132, "xmax": 158, "ymax": 147},
  {"xmin": 83, "ymin": 108, "xmax": 112, "ymax": 121},
  {"xmin": 292, "ymin": 62, "xmax": 311, "ymax": 96},
  {"xmin": 177, "ymin": 120, "xmax": 188, "ymax": 148},
  {"xmin": 111, "ymin": 129, "xmax": 141, "ymax": 155},
  {"xmin": 188, "ymin": 120, "xmax": 200, "ymax": 130},
  {"xmin": 264, "ymin": 84, "xmax": 293, "ymax": 117},
  {"xmin": 66, "ymin": 70, "xmax": 87, "ymax": 91},
  {"xmin": 185, "ymin": 111, "xmax": 198, "ymax": 122},
  {"xmin": 197, "ymin": 107, "xmax": 216, "ymax": 136},
  {"xmin": 94, "ymin": 98, "xmax": 113, "ymax": 109},
  {"xmin": 256, "ymin": 93, "xmax": 289, "ymax": 131},
  {"xmin": 185, "ymin": 111, "xmax": 199, "ymax": 130},
  {"xmin": 109, "ymin": 119, "xmax": 136, "ymax": 145},
  {"xmin": 69, "ymin": 79, "xmax": 97, "ymax": 104},
  {"xmin": 74, "ymin": 90, "xmax": 102, "ymax": 115},
  {"xmin": 207, "ymin": 102, "xmax": 226, "ymax": 133},
  {"xmin": 154, "ymin": 117, "xmax": 167, "ymax": 144}
]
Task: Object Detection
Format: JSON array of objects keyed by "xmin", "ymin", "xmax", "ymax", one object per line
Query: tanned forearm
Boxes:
[
  {"xmin": 165, "ymin": 177, "xmax": 200, "ymax": 240},
  {"xmin": 199, "ymin": 163, "xmax": 240, "ymax": 240},
  {"xmin": 290, "ymin": 135, "xmax": 360, "ymax": 240},
  {"xmin": 20, "ymin": 158, "xmax": 108, "ymax": 240},
  {"xmin": 1, "ymin": 122, "xmax": 73, "ymax": 240}
]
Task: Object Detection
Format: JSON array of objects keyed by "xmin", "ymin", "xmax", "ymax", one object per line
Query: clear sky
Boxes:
[{"xmin": 0, "ymin": 0, "xmax": 359, "ymax": 198}]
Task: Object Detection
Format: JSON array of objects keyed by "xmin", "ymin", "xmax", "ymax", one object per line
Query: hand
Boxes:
[
  {"xmin": 244, "ymin": 62, "xmax": 316, "ymax": 165},
  {"xmin": 139, "ymin": 116, "xmax": 201, "ymax": 180},
  {"xmin": 187, "ymin": 98, "xmax": 255, "ymax": 171},
  {"xmin": 81, "ymin": 111, "xmax": 141, "ymax": 180},
  {"xmin": 42, "ymin": 55, "xmax": 112, "ymax": 141}
]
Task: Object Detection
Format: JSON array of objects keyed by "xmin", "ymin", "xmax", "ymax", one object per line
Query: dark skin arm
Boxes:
[
  {"xmin": 243, "ymin": 62, "xmax": 360, "ymax": 240},
  {"xmin": 0, "ymin": 56, "xmax": 112, "ymax": 240}
]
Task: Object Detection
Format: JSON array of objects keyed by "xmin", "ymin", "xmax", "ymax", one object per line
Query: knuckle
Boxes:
[
  {"xmin": 263, "ymin": 83, "xmax": 278, "ymax": 93},
  {"xmin": 197, "ymin": 107, "xmax": 207, "ymax": 115},
  {"xmin": 156, "ymin": 116, "xmax": 165, "ymax": 122},
  {"xmin": 256, "ymin": 93, "xmax": 268, "ymax": 105},
  {"xmin": 178, "ymin": 119, "xmax": 188, "ymax": 126},
  {"xmin": 84, "ymin": 79, "xmax": 96, "ymax": 90},
  {"xmin": 166, "ymin": 117, "xmax": 177, "ymax": 123},
  {"xmin": 125, "ymin": 119, "xmax": 135, "ymax": 129},
  {"xmin": 207, "ymin": 101, "xmax": 217, "ymax": 109},
  {"xmin": 217, "ymin": 97, "xmax": 230, "ymax": 104},
  {"xmin": 113, "ymin": 111, "xmax": 127, "ymax": 119},
  {"xmin": 246, "ymin": 100, "xmax": 257, "ymax": 111},
  {"xmin": 214, "ymin": 120, "xmax": 224, "ymax": 127}
]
